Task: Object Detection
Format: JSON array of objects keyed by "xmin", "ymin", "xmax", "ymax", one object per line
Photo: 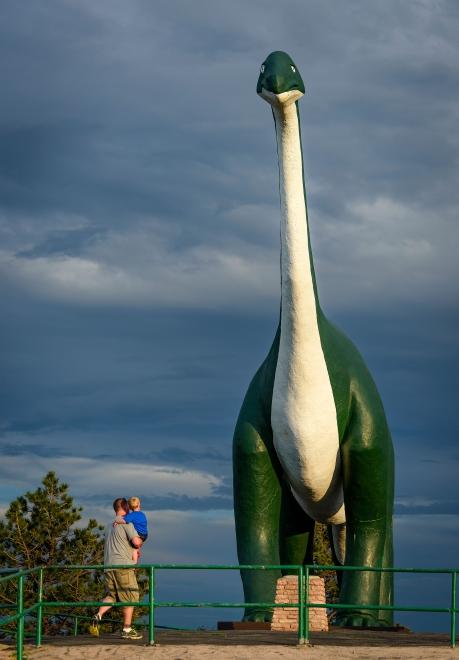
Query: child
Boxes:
[{"xmin": 115, "ymin": 496, "xmax": 148, "ymax": 562}]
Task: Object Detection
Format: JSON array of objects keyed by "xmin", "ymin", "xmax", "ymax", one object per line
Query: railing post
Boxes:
[
  {"xmin": 298, "ymin": 565, "xmax": 304, "ymax": 644},
  {"xmin": 73, "ymin": 615, "xmax": 79, "ymax": 637},
  {"xmin": 148, "ymin": 566, "xmax": 155, "ymax": 645},
  {"xmin": 303, "ymin": 566, "xmax": 310, "ymax": 644},
  {"xmin": 35, "ymin": 568, "xmax": 43, "ymax": 647},
  {"xmin": 16, "ymin": 573, "xmax": 24, "ymax": 660},
  {"xmin": 451, "ymin": 571, "xmax": 457, "ymax": 649}
]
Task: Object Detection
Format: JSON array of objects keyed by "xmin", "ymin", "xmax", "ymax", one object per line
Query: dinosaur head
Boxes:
[{"xmin": 257, "ymin": 51, "xmax": 305, "ymax": 108}]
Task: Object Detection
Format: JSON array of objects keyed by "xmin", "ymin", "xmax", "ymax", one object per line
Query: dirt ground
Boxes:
[{"xmin": 1, "ymin": 629, "xmax": 458, "ymax": 659}]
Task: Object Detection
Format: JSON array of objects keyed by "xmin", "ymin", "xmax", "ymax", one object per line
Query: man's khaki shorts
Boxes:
[{"xmin": 104, "ymin": 569, "xmax": 139, "ymax": 603}]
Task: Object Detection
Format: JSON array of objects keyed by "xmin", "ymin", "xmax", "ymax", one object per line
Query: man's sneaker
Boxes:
[
  {"xmin": 88, "ymin": 615, "xmax": 100, "ymax": 637},
  {"xmin": 121, "ymin": 626, "xmax": 142, "ymax": 640}
]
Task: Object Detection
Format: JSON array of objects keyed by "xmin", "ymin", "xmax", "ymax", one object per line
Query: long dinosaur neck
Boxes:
[{"xmin": 273, "ymin": 102, "xmax": 320, "ymax": 336}]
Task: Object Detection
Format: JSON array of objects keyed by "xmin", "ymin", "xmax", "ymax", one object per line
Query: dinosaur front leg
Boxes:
[
  {"xmin": 378, "ymin": 520, "xmax": 394, "ymax": 625},
  {"xmin": 337, "ymin": 419, "xmax": 394, "ymax": 627},
  {"xmin": 233, "ymin": 410, "xmax": 282, "ymax": 622},
  {"xmin": 337, "ymin": 516, "xmax": 389, "ymax": 626}
]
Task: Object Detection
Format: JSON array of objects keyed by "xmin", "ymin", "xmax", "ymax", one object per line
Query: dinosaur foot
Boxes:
[{"xmin": 334, "ymin": 611, "xmax": 392, "ymax": 628}]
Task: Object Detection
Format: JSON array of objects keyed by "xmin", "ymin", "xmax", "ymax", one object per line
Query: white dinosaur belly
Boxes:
[{"xmin": 271, "ymin": 343, "xmax": 345, "ymax": 526}]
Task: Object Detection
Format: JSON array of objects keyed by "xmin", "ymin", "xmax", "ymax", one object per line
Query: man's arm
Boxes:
[{"xmin": 124, "ymin": 522, "xmax": 142, "ymax": 548}]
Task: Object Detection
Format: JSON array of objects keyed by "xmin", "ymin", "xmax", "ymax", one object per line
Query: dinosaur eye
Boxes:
[
  {"xmin": 291, "ymin": 65, "xmax": 296, "ymax": 73},
  {"xmin": 260, "ymin": 64, "xmax": 265, "ymax": 73}
]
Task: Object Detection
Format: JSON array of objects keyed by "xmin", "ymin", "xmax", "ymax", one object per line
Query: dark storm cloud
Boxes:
[
  {"xmin": 0, "ymin": 443, "xmax": 65, "ymax": 458},
  {"xmin": 124, "ymin": 493, "xmax": 233, "ymax": 511},
  {"xmin": 0, "ymin": 441, "xmax": 230, "ymax": 466},
  {"xmin": 80, "ymin": 492, "xmax": 233, "ymax": 512},
  {"xmin": 134, "ymin": 447, "xmax": 231, "ymax": 465},
  {"xmin": 395, "ymin": 500, "xmax": 459, "ymax": 515}
]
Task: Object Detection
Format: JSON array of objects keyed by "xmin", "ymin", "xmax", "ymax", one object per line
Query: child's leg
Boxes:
[{"xmin": 132, "ymin": 539, "xmax": 143, "ymax": 563}]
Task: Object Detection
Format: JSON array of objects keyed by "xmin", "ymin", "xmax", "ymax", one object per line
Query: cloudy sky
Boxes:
[{"xmin": 1, "ymin": 0, "xmax": 458, "ymax": 631}]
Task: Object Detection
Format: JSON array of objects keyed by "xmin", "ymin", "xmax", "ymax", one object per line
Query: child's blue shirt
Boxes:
[{"xmin": 124, "ymin": 510, "xmax": 148, "ymax": 537}]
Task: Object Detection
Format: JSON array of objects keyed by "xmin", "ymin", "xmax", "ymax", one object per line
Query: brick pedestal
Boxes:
[{"xmin": 271, "ymin": 575, "xmax": 328, "ymax": 632}]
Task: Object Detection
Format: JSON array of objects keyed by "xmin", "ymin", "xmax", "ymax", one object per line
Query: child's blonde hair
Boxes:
[{"xmin": 128, "ymin": 496, "xmax": 141, "ymax": 510}]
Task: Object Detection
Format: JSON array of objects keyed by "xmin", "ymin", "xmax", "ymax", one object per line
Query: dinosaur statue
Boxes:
[{"xmin": 233, "ymin": 51, "xmax": 394, "ymax": 627}]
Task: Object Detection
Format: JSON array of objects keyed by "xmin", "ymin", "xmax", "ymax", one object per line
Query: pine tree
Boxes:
[{"xmin": 0, "ymin": 472, "xmax": 105, "ymax": 633}]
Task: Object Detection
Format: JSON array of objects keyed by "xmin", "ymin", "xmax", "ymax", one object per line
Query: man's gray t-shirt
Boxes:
[{"xmin": 104, "ymin": 522, "xmax": 137, "ymax": 566}]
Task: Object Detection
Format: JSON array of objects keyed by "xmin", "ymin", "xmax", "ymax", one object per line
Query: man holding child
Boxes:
[{"xmin": 90, "ymin": 496, "xmax": 149, "ymax": 640}]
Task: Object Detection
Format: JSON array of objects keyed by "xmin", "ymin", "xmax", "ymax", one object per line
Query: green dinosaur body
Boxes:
[{"xmin": 233, "ymin": 51, "xmax": 394, "ymax": 627}]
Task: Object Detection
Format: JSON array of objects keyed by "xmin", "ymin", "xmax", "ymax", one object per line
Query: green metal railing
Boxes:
[{"xmin": 0, "ymin": 563, "xmax": 457, "ymax": 659}]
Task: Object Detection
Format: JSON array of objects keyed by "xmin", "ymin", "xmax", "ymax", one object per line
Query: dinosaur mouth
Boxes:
[{"xmin": 258, "ymin": 87, "xmax": 304, "ymax": 107}]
